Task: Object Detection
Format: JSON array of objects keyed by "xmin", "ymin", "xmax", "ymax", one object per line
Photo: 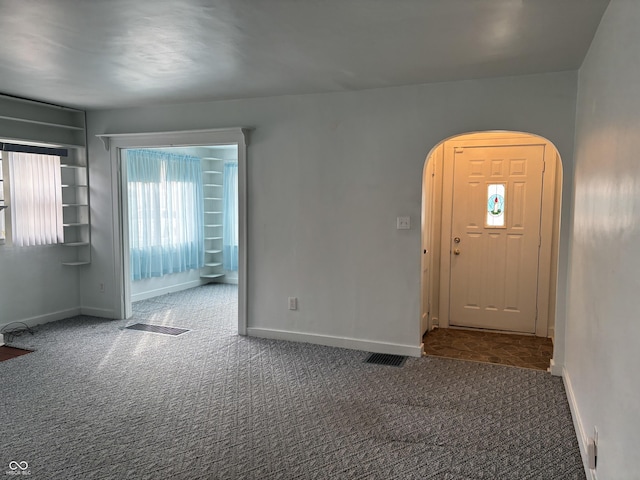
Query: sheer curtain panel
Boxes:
[
  {"xmin": 223, "ymin": 161, "xmax": 238, "ymax": 271},
  {"xmin": 127, "ymin": 149, "xmax": 204, "ymax": 280},
  {"xmin": 8, "ymin": 152, "xmax": 63, "ymax": 247}
]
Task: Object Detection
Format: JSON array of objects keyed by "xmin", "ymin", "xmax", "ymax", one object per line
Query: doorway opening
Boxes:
[
  {"xmin": 123, "ymin": 145, "xmax": 238, "ymax": 304},
  {"xmin": 420, "ymin": 131, "xmax": 562, "ymax": 367},
  {"xmin": 99, "ymin": 128, "xmax": 249, "ymax": 335}
]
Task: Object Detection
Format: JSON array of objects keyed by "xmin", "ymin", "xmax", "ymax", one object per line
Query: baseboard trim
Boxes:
[
  {"xmin": 80, "ymin": 307, "xmax": 118, "ymax": 319},
  {"xmin": 0, "ymin": 307, "xmax": 81, "ymax": 332},
  {"xmin": 563, "ymin": 367, "xmax": 596, "ymax": 480},
  {"xmin": 131, "ymin": 279, "xmax": 208, "ymax": 302},
  {"xmin": 246, "ymin": 327, "xmax": 423, "ymax": 357},
  {"xmin": 549, "ymin": 358, "xmax": 563, "ymax": 376}
]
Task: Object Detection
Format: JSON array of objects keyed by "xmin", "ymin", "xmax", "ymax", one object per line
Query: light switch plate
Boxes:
[{"xmin": 397, "ymin": 216, "xmax": 410, "ymax": 230}]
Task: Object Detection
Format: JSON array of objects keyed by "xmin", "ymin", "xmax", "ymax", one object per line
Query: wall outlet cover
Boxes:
[{"xmin": 397, "ymin": 216, "xmax": 410, "ymax": 229}]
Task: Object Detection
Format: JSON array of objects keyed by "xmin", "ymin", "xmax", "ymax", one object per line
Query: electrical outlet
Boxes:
[
  {"xmin": 288, "ymin": 297, "xmax": 298, "ymax": 311},
  {"xmin": 99, "ymin": 283, "xmax": 105, "ymax": 293},
  {"xmin": 396, "ymin": 216, "xmax": 410, "ymax": 230}
]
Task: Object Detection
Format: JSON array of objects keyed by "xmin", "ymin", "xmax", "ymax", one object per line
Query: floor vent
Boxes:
[
  {"xmin": 364, "ymin": 353, "xmax": 407, "ymax": 367},
  {"xmin": 125, "ymin": 323, "xmax": 189, "ymax": 336}
]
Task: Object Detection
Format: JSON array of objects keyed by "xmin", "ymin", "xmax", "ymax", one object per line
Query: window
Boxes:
[
  {"xmin": 0, "ymin": 150, "xmax": 64, "ymax": 246},
  {"xmin": 486, "ymin": 183, "xmax": 506, "ymax": 228},
  {"xmin": 126, "ymin": 149, "xmax": 205, "ymax": 280}
]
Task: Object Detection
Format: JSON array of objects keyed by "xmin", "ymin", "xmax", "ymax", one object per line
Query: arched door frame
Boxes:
[{"xmin": 421, "ymin": 131, "xmax": 563, "ymax": 363}]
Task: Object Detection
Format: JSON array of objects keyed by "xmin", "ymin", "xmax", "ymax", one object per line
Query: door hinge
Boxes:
[
  {"xmin": 542, "ymin": 160, "xmax": 546, "ymax": 173},
  {"xmin": 455, "ymin": 147, "xmax": 464, "ymax": 153}
]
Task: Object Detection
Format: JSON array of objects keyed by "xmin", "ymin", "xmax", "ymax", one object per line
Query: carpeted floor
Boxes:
[
  {"xmin": 423, "ymin": 328, "xmax": 554, "ymax": 371},
  {"xmin": 1, "ymin": 284, "xmax": 585, "ymax": 479}
]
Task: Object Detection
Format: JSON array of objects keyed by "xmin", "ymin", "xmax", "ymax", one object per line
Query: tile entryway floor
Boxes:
[
  {"xmin": 423, "ymin": 328, "xmax": 553, "ymax": 370},
  {"xmin": 0, "ymin": 345, "xmax": 33, "ymax": 362}
]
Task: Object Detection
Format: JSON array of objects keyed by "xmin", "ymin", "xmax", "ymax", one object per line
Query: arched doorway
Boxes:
[{"xmin": 421, "ymin": 131, "xmax": 563, "ymax": 363}]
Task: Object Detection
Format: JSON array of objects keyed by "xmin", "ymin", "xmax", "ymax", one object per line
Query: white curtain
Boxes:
[
  {"xmin": 8, "ymin": 152, "xmax": 63, "ymax": 247},
  {"xmin": 127, "ymin": 149, "xmax": 205, "ymax": 280},
  {"xmin": 223, "ymin": 161, "xmax": 238, "ymax": 271}
]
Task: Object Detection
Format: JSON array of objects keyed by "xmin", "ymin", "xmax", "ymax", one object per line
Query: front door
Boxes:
[{"xmin": 448, "ymin": 144, "xmax": 545, "ymax": 333}]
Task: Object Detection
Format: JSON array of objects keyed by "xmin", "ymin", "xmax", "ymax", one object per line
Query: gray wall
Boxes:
[
  {"xmin": 567, "ymin": 0, "xmax": 640, "ymax": 477},
  {"xmin": 0, "ymin": 246, "xmax": 80, "ymax": 327},
  {"xmin": 82, "ymin": 71, "xmax": 578, "ymax": 355}
]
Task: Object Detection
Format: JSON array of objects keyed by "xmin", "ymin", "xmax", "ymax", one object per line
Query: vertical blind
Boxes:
[
  {"xmin": 8, "ymin": 152, "xmax": 63, "ymax": 247},
  {"xmin": 127, "ymin": 149, "xmax": 205, "ymax": 280}
]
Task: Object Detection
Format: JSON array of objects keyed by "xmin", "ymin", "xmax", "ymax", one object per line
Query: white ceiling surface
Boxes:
[{"xmin": 0, "ymin": 0, "xmax": 609, "ymax": 110}]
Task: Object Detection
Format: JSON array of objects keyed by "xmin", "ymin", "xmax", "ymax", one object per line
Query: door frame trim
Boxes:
[
  {"xmin": 424, "ymin": 132, "xmax": 561, "ymax": 338},
  {"xmin": 98, "ymin": 127, "xmax": 250, "ymax": 335}
]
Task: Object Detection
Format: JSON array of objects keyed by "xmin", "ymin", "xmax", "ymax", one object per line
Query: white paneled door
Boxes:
[{"xmin": 448, "ymin": 145, "xmax": 545, "ymax": 333}]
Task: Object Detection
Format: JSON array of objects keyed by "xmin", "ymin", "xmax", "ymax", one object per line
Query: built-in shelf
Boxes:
[
  {"xmin": 0, "ymin": 94, "xmax": 87, "ymax": 150},
  {"xmin": 0, "ymin": 115, "xmax": 85, "ymax": 131},
  {"xmin": 201, "ymin": 155, "xmax": 224, "ymax": 283},
  {"xmin": 60, "ymin": 152, "xmax": 91, "ymax": 266},
  {"xmin": 62, "ymin": 241, "xmax": 90, "ymax": 247},
  {"xmin": 0, "ymin": 94, "xmax": 90, "ymax": 264},
  {"xmin": 201, "ymin": 273, "xmax": 225, "ymax": 279}
]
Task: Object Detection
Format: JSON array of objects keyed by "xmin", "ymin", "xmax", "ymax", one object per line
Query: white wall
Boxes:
[
  {"xmin": 0, "ymin": 245, "xmax": 80, "ymax": 328},
  {"xmin": 565, "ymin": 1, "xmax": 640, "ymax": 478},
  {"xmin": 82, "ymin": 71, "xmax": 578, "ymax": 356}
]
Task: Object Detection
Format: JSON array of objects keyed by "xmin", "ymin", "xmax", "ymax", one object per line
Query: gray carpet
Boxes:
[{"xmin": 1, "ymin": 284, "xmax": 585, "ymax": 479}]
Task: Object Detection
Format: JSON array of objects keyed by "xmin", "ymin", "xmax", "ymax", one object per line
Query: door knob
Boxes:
[{"xmin": 453, "ymin": 248, "xmax": 461, "ymax": 255}]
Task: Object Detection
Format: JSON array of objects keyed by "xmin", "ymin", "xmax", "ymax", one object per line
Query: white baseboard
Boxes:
[
  {"xmin": 0, "ymin": 307, "xmax": 81, "ymax": 333},
  {"xmin": 246, "ymin": 327, "xmax": 423, "ymax": 357},
  {"xmin": 221, "ymin": 274, "xmax": 238, "ymax": 285},
  {"xmin": 80, "ymin": 306, "xmax": 118, "ymax": 319},
  {"xmin": 549, "ymin": 358, "xmax": 563, "ymax": 376},
  {"xmin": 563, "ymin": 367, "xmax": 596, "ymax": 480},
  {"xmin": 131, "ymin": 279, "xmax": 209, "ymax": 302}
]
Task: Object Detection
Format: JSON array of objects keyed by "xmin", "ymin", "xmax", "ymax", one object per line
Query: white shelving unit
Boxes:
[
  {"xmin": 0, "ymin": 94, "xmax": 90, "ymax": 264},
  {"xmin": 60, "ymin": 148, "xmax": 90, "ymax": 265},
  {"xmin": 201, "ymin": 157, "xmax": 224, "ymax": 282}
]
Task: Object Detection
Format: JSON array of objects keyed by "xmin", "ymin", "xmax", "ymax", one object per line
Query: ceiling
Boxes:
[{"xmin": 0, "ymin": 0, "xmax": 610, "ymax": 110}]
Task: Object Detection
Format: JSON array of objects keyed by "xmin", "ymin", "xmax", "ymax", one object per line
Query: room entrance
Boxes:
[
  {"xmin": 421, "ymin": 132, "xmax": 562, "ymax": 359},
  {"xmin": 98, "ymin": 128, "xmax": 249, "ymax": 335}
]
